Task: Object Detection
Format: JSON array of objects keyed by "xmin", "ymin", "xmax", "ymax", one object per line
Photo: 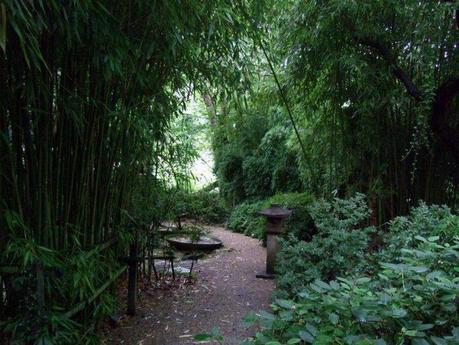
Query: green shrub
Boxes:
[
  {"xmin": 276, "ymin": 194, "xmax": 374, "ymax": 298},
  {"xmin": 242, "ymin": 125, "xmax": 303, "ymax": 200},
  {"xmin": 2, "ymin": 236, "xmax": 118, "ymax": 344},
  {"xmin": 226, "ymin": 200, "xmax": 266, "ymax": 239},
  {"xmin": 243, "ymin": 202, "xmax": 459, "ymax": 344},
  {"xmin": 177, "ymin": 190, "xmax": 229, "ymax": 224},
  {"xmin": 242, "ymin": 155, "xmax": 273, "ymax": 199},
  {"xmin": 226, "ymin": 192, "xmax": 315, "ymax": 242},
  {"xmin": 307, "ymin": 193, "xmax": 371, "ymax": 231},
  {"xmin": 378, "ymin": 203, "xmax": 459, "ymax": 263},
  {"xmin": 214, "ymin": 148, "xmax": 246, "ymax": 205},
  {"xmin": 245, "ymin": 236, "xmax": 459, "ymax": 345}
]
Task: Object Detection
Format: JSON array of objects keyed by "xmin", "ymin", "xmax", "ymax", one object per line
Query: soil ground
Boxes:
[{"xmin": 104, "ymin": 226, "xmax": 274, "ymax": 345}]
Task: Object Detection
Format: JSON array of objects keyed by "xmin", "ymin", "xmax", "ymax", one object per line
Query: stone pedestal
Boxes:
[
  {"xmin": 256, "ymin": 204, "xmax": 291, "ymax": 279},
  {"xmin": 266, "ymin": 230, "xmax": 281, "ymax": 274}
]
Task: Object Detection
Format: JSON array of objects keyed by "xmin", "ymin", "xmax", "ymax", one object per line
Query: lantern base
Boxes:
[{"xmin": 256, "ymin": 272, "xmax": 275, "ymax": 279}]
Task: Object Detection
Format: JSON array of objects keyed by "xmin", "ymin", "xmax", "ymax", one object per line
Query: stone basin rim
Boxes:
[{"xmin": 166, "ymin": 235, "xmax": 223, "ymax": 251}]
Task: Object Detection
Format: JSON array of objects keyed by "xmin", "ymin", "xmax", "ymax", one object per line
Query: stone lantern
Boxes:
[{"xmin": 256, "ymin": 204, "xmax": 292, "ymax": 279}]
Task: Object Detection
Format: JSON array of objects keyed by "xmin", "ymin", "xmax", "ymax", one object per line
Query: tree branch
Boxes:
[
  {"xmin": 355, "ymin": 36, "xmax": 423, "ymax": 101},
  {"xmin": 355, "ymin": 36, "xmax": 459, "ymax": 163}
]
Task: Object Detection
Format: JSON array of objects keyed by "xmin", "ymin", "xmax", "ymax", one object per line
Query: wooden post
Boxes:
[{"xmin": 127, "ymin": 240, "xmax": 137, "ymax": 316}]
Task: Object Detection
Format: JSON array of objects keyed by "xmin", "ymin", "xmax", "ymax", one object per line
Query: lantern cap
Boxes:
[{"xmin": 258, "ymin": 204, "xmax": 292, "ymax": 219}]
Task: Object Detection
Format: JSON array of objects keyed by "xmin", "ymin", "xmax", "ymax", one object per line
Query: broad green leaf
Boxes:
[
  {"xmin": 410, "ymin": 266, "xmax": 429, "ymax": 273},
  {"xmin": 427, "ymin": 236, "xmax": 440, "ymax": 242},
  {"xmin": 356, "ymin": 277, "xmax": 371, "ymax": 284},
  {"xmin": 305, "ymin": 324, "xmax": 318, "ymax": 336},
  {"xmin": 260, "ymin": 310, "xmax": 276, "ymax": 320},
  {"xmin": 352, "ymin": 308, "xmax": 368, "ymax": 322},
  {"xmin": 329, "ymin": 313, "xmax": 339, "ymax": 325},
  {"xmin": 391, "ymin": 308, "xmax": 407, "ymax": 318},
  {"xmin": 314, "ymin": 335, "xmax": 333, "ymax": 344},
  {"xmin": 276, "ymin": 299, "xmax": 295, "ymax": 309},
  {"xmin": 242, "ymin": 311, "xmax": 257, "ymax": 327},
  {"xmin": 431, "ymin": 337, "xmax": 448, "ymax": 345},
  {"xmin": 416, "ymin": 324, "xmax": 434, "ymax": 331},
  {"xmin": 299, "ymin": 331, "xmax": 314, "ymax": 343},
  {"xmin": 314, "ymin": 280, "xmax": 331, "ymax": 290}
]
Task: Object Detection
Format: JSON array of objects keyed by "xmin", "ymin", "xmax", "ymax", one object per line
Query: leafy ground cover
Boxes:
[{"xmin": 242, "ymin": 196, "xmax": 459, "ymax": 344}]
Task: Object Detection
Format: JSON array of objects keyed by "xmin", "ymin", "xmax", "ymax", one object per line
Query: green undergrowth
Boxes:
[
  {"xmin": 243, "ymin": 196, "xmax": 459, "ymax": 345},
  {"xmin": 175, "ymin": 190, "xmax": 229, "ymax": 225},
  {"xmin": 275, "ymin": 193, "xmax": 374, "ymax": 298},
  {"xmin": 1, "ymin": 231, "xmax": 121, "ymax": 344},
  {"xmin": 226, "ymin": 192, "xmax": 315, "ymax": 243}
]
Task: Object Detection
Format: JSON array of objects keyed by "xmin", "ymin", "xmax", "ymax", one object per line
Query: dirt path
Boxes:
[{"xmin": 105, "ymin": 226, "xmax": 274, "ymax": 345}]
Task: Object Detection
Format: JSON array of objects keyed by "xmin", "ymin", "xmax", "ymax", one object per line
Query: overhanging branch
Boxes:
[
  {"xmin": 355, "ymin": 36, "xmax": 459, "ymax": 163},
  {"xmin": 355, "ymin": 36, "xmax": 423, "ymax": 101}
]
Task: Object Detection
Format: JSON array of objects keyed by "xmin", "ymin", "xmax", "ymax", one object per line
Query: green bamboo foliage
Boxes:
[
  {"xmin": 211, "ymin": 0, "xmax": 459, "ymax": 221},
  {"xmin": 0, "ymin": 0, "xmax": 258, "ymax": 342}
]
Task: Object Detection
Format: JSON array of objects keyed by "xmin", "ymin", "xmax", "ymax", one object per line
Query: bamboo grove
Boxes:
[
  {"xmin": 0, "ymin": 1, "xmax": 258, "ymax": 343},
  {"xmin": 212, "ymin": 0, "xmax": 459, "ymax": 222}
]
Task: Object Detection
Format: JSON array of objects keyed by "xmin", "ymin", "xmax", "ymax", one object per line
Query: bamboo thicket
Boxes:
[{"xmin": 0, "ymin": 1, "xmax": 255, "ymax": 343}]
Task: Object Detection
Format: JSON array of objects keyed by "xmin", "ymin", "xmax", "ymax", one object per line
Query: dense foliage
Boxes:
[
  {"xmin": 227, "ymin": 192, "xmax": 314, "ymax": 242},
  {"xmin": 275, "ymin": 194, "xmax": 374, "ymax": 298},
  {"xmin": 212, "ymin": 95, "xmax": 304, "ymax": 206},
  {"xmin": 244, "ymin": 197, "xmax": 459, "ymax": 344},
  {"xmin": 0, "ymin": 1, "xmax": 261, "ymax": 343},
  {"xmin": 174, "ymin": 190, "xmax": 229, "ymax": 225},
  {"xmin": 211, "ymin": 0, "xmax": 459, "ymax": 222},
  {"xmin": 227, "ymin": 200, "xmax": 266, "ymax": 239}
]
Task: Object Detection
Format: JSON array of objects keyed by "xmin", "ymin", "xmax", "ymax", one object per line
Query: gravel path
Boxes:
[{"xmin": 105, "ymin": 226, "xmax": 274, "ymax": 345}]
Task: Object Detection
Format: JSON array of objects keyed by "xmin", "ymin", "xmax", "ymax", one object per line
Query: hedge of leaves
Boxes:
[
  {"xmin": 180, "ymin": 190, "xmax": 229, "ymax": 224},
  {"xmin": 245, "ymin": 236, "xmax": 459, "ymax": 345},
  {"xmin": 275, "ymin": 194, "xmax": 374, "ymax": 298},
  {"xmin": 226, "ymin": 192, "xmax": 315, "ymax": 243},
  {"xmin": 243, "ymin": 199, "xmax": 459, "ymax": 344}
]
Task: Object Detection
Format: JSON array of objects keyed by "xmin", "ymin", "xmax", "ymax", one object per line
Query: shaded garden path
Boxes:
[{"xmin": 105, "ymin": 226, "xmax": 274, "ymax": 345}]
